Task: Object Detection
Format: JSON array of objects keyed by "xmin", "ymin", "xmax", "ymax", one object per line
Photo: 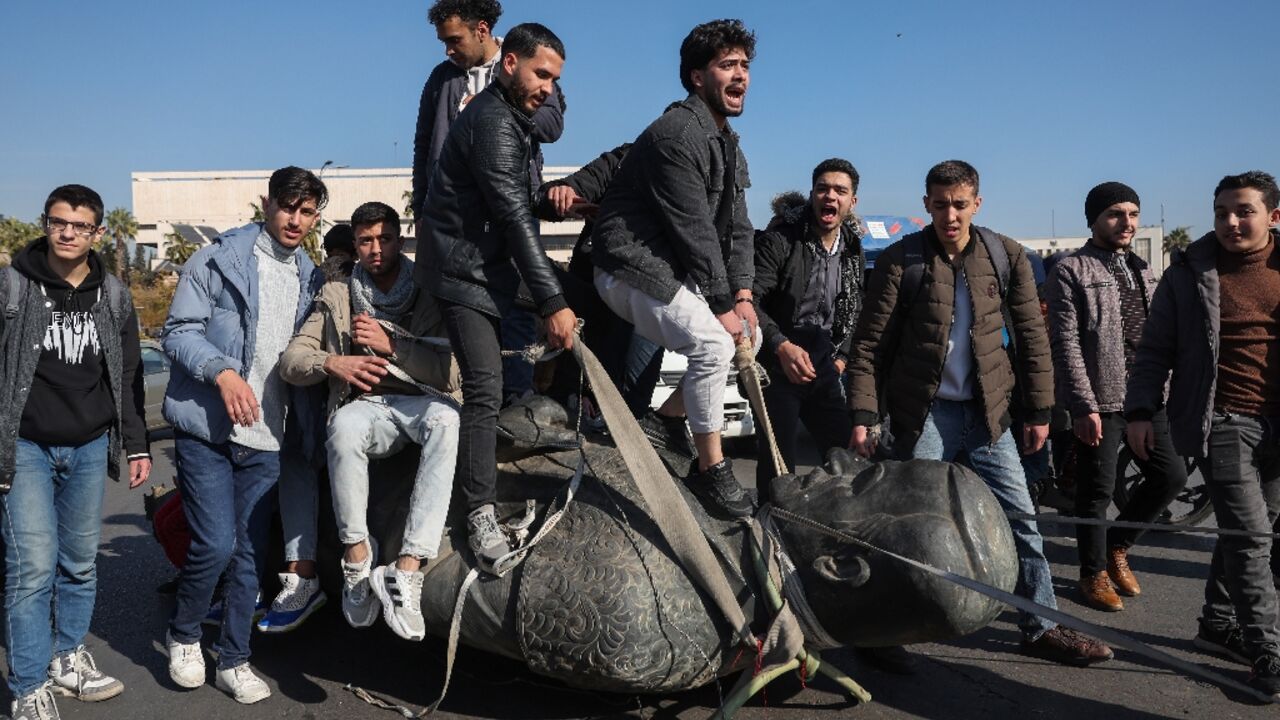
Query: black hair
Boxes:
[
  {"xmin": 925, "ymin": 160, "xmax": 980, "ymax": 195},
  {"xmin": 1214, "ymin": 171, "xmax": 1280, "ymax": 212},
  {"xmin": 268, "ymin": 166, "xmax": 328, "ymax": 210},
  {"xmin": 349, "ymin": 202, "xmax": 400, "ymax": 232},
  {"xmin": 502, "ymin": 22, "xmax": 564, "ymax": 61},
  {"xmin": 322, "ymin": 223, "xmax": 355, "ymax": 254},
  {"xmin": 43, "ymin": 184, "xmax": 105, "ymax": 225},
  {"xmin": 679, "ymin": 19, "xmax": 756, "ymax": 94},
  {"xmin": 428, "ymin": 0, "xmax": 501, "ymax": 28},
  {"xmin": 811, "ymin": 158, "xmax": 859, "ymax": 194}
]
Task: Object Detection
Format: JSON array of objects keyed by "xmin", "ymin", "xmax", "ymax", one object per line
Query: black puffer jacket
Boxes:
[{"xmin": 418, "ymin": 82, "xmax": 568, "ymax": 319}]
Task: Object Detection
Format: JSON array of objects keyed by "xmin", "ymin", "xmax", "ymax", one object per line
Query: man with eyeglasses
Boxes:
[
  {"xmin": 0, "ymin": 185, "xmax": 150, "ymax": 720},
  {"xmin": 159, "ymin": 166, "xmax": 324, "ymax": 704}
]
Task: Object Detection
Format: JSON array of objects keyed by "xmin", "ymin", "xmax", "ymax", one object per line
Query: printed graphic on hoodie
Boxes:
[{"xmin": 45, "ymin": 310, "xmax": 101, "ymax": 365}]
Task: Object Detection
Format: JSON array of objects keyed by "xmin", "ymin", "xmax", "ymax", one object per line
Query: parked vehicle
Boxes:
[
  {"xmin": 649, "ymin": 352, "xmax": 755, "ymax": 438},
  {"xmin": 140, "ymin": 339, "xmax": 170, "ymax": 431}
]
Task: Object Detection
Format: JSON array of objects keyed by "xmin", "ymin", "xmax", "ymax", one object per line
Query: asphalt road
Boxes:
[{"xmin": 7, "ymin": 431, "xmax": 1280, "ymax": 720}]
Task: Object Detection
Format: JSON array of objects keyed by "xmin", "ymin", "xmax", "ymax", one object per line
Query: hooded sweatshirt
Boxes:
[{"xmin": 13, "ymin": 240, "xmax": 118, "ymax": 446}]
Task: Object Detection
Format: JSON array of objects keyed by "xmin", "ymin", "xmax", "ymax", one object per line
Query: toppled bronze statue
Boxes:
[{"xmin": 355, "ymin": 423, "xmax": 1016, "ymax": 696}]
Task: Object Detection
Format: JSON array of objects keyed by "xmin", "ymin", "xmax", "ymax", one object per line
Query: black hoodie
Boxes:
[{"xmin": 12, "ymin": 239, "xmax": 121, "ymax": 447}]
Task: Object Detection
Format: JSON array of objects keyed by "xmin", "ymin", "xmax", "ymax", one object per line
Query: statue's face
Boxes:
[{"xmin": 770, "ymin": 450, "xmax": 1017, "ymax": 647}]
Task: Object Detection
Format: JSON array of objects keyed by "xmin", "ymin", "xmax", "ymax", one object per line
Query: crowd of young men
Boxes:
[{"xmin": 3, "ymin": 1, "xmax": 1280, "ymax": 717}]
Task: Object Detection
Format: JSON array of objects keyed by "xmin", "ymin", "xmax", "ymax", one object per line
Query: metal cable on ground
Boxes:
[
  {"xmin": 1006, "ymin": 511, "xmax": 1280, "ymax": 539},
  {"xmin": 768, "ymin": 504, "xmax": 1274, "ymax": 704}
]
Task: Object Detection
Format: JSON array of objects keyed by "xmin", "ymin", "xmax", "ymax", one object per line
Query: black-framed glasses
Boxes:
[{"xmin": 44, "ymin": 216, "xmax": 99, "ymax": 238}]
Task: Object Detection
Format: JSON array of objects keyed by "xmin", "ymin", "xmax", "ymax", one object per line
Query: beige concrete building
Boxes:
[
  {"xmin": 132, "ymin": 166, "xmax": 584, "ymax": 266},
  {"xmin": 1018, "ymin": 225, "xmax": 1165, "ymax": 277}
]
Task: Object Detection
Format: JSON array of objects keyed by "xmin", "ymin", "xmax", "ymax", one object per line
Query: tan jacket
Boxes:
[{"xmin": 280, "ymin": 263, "xmax": 461, "ymax": 415}]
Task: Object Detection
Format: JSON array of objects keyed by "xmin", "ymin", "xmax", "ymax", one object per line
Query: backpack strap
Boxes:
[
  {"xmin": 898, "ymin": 232, "xmax": 927, "ymax": 312},
  {"xmin": 100, "ymin": 274, "xmax": 132, "ymax": 330},
  {"xmin": 975, "ymin": 226, "xmax": 1012, "ymax": 301},
  {"xmin": 4, "ymin": 265, "xmax": 26, "ymax": 321}
]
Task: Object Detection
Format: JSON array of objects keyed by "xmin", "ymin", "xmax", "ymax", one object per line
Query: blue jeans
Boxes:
[
  {"xmin": 170, "ymin": 431, "xmax": 278, "ymax": 669},
  {"xmin": 277, "ymin": 447, "xmax": 317, "ymax": 564},
  {"xmin": 327, "ymin": 394, "xmax": 459, "ymax": 559},
  {"xmin": 908, "ymin": 398, "xmax": 1058, "ymax": 638},
  {"xmin": 0, "ymin": 433, "xmax": 109, "ymax": 696}
]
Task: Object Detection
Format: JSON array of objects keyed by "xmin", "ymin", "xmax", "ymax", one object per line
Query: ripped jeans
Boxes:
[{"xmin": 326, "ymin": 393, "xmax": 460, "ymax": 560}]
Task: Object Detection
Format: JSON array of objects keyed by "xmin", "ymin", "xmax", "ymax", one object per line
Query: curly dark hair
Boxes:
[
  {"xmin": 925, "ymin": 160, "xmax": 979, "ymax": 196},
  {"xmin": 678, "ymin": 19, "xmax": 756, "ymax": 94},
  {"xmin": 428, "ymin": 0, "xmax": 501, "ymax": 29},
  {"xmin": 1214, "ymin": 170, "xmax": 1280, "ymax": 212}
]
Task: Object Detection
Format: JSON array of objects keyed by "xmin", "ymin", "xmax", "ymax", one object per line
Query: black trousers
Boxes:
[
  {"xmin": 755, "ymin": 327, "xmax": 852, "ymax": 501},
  {"xmin": 1073, "ymin": 410, "xmax": 1187, "ymax": 575},
  {"xmin": 441, "ymin": 302, "xmax": 504, "ymax": 513}
]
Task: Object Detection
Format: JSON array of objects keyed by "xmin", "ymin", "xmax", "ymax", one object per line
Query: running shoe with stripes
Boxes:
[{"xmin": 368, "ymin": 564, "xmax": 427, "ymax": 641}]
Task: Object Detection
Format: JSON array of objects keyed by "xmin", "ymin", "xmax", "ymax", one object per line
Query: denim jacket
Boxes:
[
  {"xmin": 161, "ymin": 223, "xmax": 320, "ymax": 450},
  {"xmin": 591, "ymin": 94, "xmax": 753, "ymax": 315}
]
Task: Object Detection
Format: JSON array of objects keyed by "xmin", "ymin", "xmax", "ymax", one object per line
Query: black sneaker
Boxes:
[
  {"xmin": 685, "ymin": 458, "xmax": 755, "ymax": 520},
  {"xmin": 638, "ymin": 411, "xmax": 696, "ymax": 460},
  {"xmin": 1250, "ymin": 653, "xmax": 1280, "ymax": 702},
  {"xmin": 1193, "ymin": 620, "xmax": 1252, "ymax": 666}
]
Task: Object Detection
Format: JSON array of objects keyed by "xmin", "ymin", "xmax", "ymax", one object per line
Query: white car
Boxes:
[{"xmin": 649, "ymin": 352, "xmax": 755, "ymax": 438}]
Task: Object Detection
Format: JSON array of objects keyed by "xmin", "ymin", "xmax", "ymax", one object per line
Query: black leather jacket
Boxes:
[{"xmin": 418, "ymin": 82, "xmax": 567, "ymax": 319}]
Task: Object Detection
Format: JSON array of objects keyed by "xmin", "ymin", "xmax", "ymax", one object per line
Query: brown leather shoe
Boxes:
[
  {"xmin": 1107, "ymin": 546, "xmax": 1141, "ymax": 596},
  {"xmin": 1021, "ymin": 627, "xmax": 1114, "ymax": 666},
  {"xmin": 1079, "ymin": 571, "xmax": 1123, "ymax": 611}
]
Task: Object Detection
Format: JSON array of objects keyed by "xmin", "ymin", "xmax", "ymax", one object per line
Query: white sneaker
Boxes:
[
  {"xmin": 214, "ymin": 663, "xmax": 271, "ymax": 704},
  {"xmin": 467, "ymin": 505, "xmax": 510, "ymax": 573},
  {"xmin": 341, "ymin": 537, "xmax": 381, "ymax": 628},
  {"xmin": 10, "ymin": 682, "xmax": 59, "ymax": 720},
  {"xmin": 164, "ymin": 631, "xmax": 205, "ymax": 689},
  {"xmin": 256, "ymin": 573, "xmax": 327, "ymax": 633},
  {"xmin": 48, "ymin": 645, "xmax": 123, "ymax": 702},
  {"xmin": 368, "ymin": 563, "xmax": 427, "ymax": 641}
]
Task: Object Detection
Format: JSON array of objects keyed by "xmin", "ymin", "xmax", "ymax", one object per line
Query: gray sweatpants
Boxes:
[{"xmin": 594, "ymin": 270, "xmax": 759, "ymax": 434}]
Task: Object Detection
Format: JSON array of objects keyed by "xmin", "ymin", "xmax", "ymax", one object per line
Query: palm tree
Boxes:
[
  {"xmin": 104, "ymin": 208, "xmax": 138, "ymax": 282},
  {"xmin": 301, "ymin": 220, "xmax": 325, "ymax": 265},
  {"xmin": 164, "ymin": 229, "xmax": 198, "ymax": 265},
  {"xmin": 1163, "ymin": 225, "xmax": 1193, "ymax": 255},
  {"xmin": 401, "ymin": 189, "xmax": 415, "ymax": 220}
]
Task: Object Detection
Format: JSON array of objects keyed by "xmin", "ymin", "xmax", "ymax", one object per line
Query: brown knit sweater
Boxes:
[{"xmin": 1215, "ymin": 238, "xmax": 1280, "ymax": 416}]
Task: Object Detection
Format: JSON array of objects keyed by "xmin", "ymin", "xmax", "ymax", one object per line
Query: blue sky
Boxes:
[{"xmin": 3, "ymin": 0, "xmax": 1278, "ymax": 240}]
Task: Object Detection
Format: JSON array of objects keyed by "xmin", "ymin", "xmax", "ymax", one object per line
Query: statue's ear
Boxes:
[{"xmin": 812, "ymin": 553, "xmax": 871, "ymax": 587}]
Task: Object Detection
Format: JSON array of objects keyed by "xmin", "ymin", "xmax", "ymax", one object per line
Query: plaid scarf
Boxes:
[{"xmin": 350, "ymin": 256, "xmax": 416, "ymax": 324}]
